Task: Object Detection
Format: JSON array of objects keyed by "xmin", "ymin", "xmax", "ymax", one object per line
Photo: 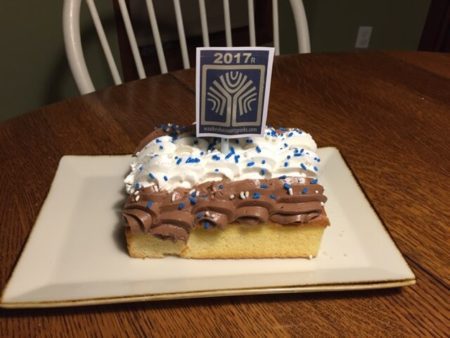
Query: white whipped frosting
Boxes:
[{"xmin": 125, "ymin": 127, "xmax": 321, "ymax": 193}]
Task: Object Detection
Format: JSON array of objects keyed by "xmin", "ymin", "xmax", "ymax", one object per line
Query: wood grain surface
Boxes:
[{"xmin": 1, "ymin": 51, "xmax": 449, "ymax": 337}]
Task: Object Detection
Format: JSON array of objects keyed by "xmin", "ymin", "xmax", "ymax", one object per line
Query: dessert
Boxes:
[{"xmin": 122, "ymin": 124, "xmax": 329, "ymax": 258}]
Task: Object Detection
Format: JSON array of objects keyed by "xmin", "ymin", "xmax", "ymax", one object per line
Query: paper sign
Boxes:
[{"xmin": 196, "ymin": 47, "xmax": 274, "ymax": 138}]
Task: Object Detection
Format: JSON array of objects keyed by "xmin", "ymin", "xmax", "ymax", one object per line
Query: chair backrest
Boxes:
[{"xmin": 63, "ymin": 0, "xmax": 310, "ymax": 94}]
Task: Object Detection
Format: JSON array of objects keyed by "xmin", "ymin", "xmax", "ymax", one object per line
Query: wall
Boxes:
[
  {"xmin": 0, "ymin": 0, "xmax": 119, "ymax": 123},
  {"xmin": 0, "ymin": 0, "xmax": 431, "ymax": 123},
  {"xmin": 281, "ymin": 0, "xmax": 430, "ymax": 53}
]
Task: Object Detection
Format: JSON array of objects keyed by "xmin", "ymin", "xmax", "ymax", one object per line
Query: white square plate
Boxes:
[{"xmin": 1, "ymin": 148, "xmax": 415, "ymax": 308}]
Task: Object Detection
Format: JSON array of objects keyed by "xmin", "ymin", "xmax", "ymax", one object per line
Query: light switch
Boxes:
[{"xmin": 355, "ymin": 26, "xmax": 373, "ymax": 49}]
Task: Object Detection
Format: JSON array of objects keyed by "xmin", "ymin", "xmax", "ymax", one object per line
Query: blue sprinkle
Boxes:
[
  {"xmin": 284, "ymin": 143, "xmax": 288, "ymax": 148},
  {"xmin": 269, "ymin": 194, "xmax": 277, "ymax": 200},
  {"xmin": 218, "ymin": 184, "xmax": 224, "ymax": 190},
  {"xmin": 314, "ymin": 157, "xmax": 321, "ymax": 162},
  {"xmin": 288, "ymin": 132, "xmax": 294, "ymax": 137},
  {"xmin": 256, "ymin": 146, "xmax": 261, "ymax": 153},
  {"xmin": 159, "ymin": 145, "xmax": 163, "ymax": 150},
  {"xmin": 280, "ymin": 127, "xmax": 287, "ymax": 131},
  {"xmin": 203, "ymin": 221, "xmax": 210, "ymax": 229},
  {"xmin": 188, "ymin": 196, "xmax": 197, "ymax": 205},
  {"xmin": 146, "ymin": 200, "xmax": 154, "ymax": 208},
  {"xmin": 214, "ymin": 168, "xmax": 219, "ymax": 172},
  {"xmin": 163, "ymin": 175, "xmax": 168, "ymax": 181},
  {"xmin": 302, "ymin": 187, "xmax": 308, "ymax": 194},
  {"xmin": 311, "ymin": 178, "xmax": 318, "ymax": 184},
  {"xmin": 283, "ymin": 182, "xmax": 291, "ymax": 190},
  {"xmin": 301, "ymin": 163, "xmax": 307, "ymax": 170},
  {"xmin": 196, "ymin": 211, "xmax": 205, "ymax": 219},
  {"xmin": 225, "ymin": 147, "xmax": 235, "ymax": 159},
  {"xmin": 246, "ymin": 138, "xmax": 253, "ymax": 143},
  {"xmin": 155, "ymin": 139, "xmax": 161, "ymax": 143},
  {"xmin": 314, "ymin": 166, "xmax": 319, "ymax": 172},
  {"xmin": 252, "ymin": 192, "xmax": 261, "ymax": 199},
  {"xmin": 175, "ymin": 156, "xmax": 178, "ymax": 159},
  {"xmin": 287, "ymin": 155, "xmax": 291, "ymax": 160},
  {"xmin": 278, "ymin": 175, "xmax": 287, "ymax": 179},
  {"xmin": 134, "ymin": 183, "xmax": 141, "ymax": 189},
  {"xmin": 261, "ymin": 159, "xmax": 266, "ymax": 164},
  {"xmin": 234, "ymin": 155, "xmax": 240, "ymax": 163},
  {"xmin": 284, "ymin": 162, "xmax": 289, "ymax": 167},
  {"xmin": 271, "ymin": 130, "xmax": 277, "ymax": 137},
  {"xmin": 260, "ymin": 169, "xmax": 266, "ymax": 175},
  {"xmin": 178, "ymin": 202, "xmax": 185, "ymax": 210},
  {"xmin": 186, "ymin": 157, "xmax": 201, "ymax": 163},
  {"xmin": 212, "ymin": 154, "xmax": 221, "ymax": 161},
  {"xmin": 260, "ymin": 183, "xmax": 268, "ymax": 189},
  {"xmin": 190, "ymin": 191, "xmax": 197, "ymax": 197},
  {"xmin": 148, "ymin": 173, "xmax": 155, "ymax": 179},
  {"xmin": 247, "ymin": 161, "xmax": 255, "ymax": 167},
  {"xmin": 176, "ymin": 158, "xmax": 182, "ymax": 165},
  {"xmin": 200, "ymin": 151, "xmax": 204, "ymax": 156}
]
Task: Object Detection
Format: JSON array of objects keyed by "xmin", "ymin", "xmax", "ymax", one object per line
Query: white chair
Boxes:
[{"xmin": 63, "ymin": 0, "xmax": 310, "ymax": 94}]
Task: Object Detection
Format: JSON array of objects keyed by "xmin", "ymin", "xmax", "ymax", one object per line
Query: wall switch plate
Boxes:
[{"xmin": 355, "ymin": 26, "xmax": 373, "ymax": 48}]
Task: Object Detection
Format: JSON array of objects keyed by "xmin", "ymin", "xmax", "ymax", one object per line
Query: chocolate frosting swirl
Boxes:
[{"xmin": 123, "ymin": 177, "xmax": 327, "ymax": 242}]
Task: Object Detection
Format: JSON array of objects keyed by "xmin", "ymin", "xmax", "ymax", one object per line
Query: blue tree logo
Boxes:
[{"xmin": 206, "ymin": 71, "xmax": 257, "ymax": 117}]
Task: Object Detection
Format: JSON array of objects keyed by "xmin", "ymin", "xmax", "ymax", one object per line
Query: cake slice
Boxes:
[{"xmin": 122, "ymin": 124, "xmax": 329, "ymax": 258}]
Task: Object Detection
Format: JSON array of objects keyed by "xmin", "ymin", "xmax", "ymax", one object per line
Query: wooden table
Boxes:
[{"xmin": 1, "ymin": 51, "xmax": 448, "ymax": 337}]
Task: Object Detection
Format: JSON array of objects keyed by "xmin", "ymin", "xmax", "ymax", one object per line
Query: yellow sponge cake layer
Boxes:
[{"xmin": 126, "ymin": 220, "xmax": 327, "ymax": 259}]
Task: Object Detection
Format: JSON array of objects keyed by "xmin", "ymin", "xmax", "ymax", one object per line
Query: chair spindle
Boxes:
[
  {"xmin": 289, "ymin": 0, "xmax": 310, "ymax": 53},
  {"xmin": 117, "ymin": 0, "xmax": 146, "ymax": 78},
  {"xmin": 173, "ymin": 0, "xmax": 190, "ymax": 69},
  {"xmin": 144, "ymin": 0, "xmax": 168, "ymax": 73},
  {"xmin": 223, "ymin": 0, "xmax": 232, "ymax": 46},
  {"xmin": 198, "ymin": 0, "xmax": 210, "ymax": 47},
  {"xmin": 86, "ymin": 0, "xmax": 122, "ymax": 84},
  {"xmin": 247, "ymin": 0, "xmax": 256, "ymax": 47},
  {"xmin": 272, "ymin": 0, "xmax": 280, "ymax": 55}
]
